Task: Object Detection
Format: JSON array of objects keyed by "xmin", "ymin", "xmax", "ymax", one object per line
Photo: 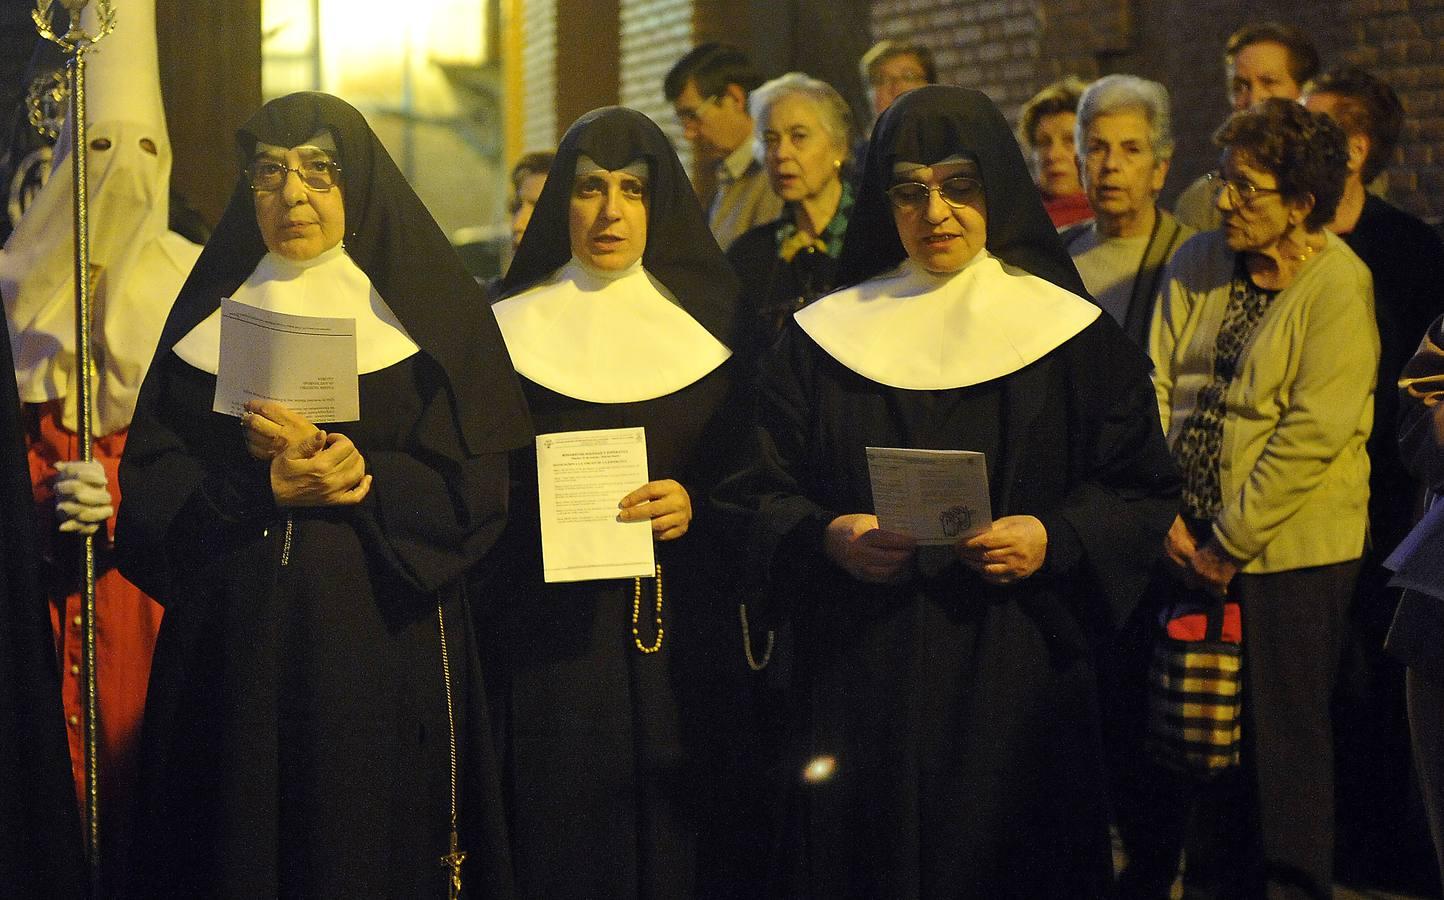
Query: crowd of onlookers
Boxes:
[
  {"xmin": 8, "ymin": 6, "xmax": 1444, "ymax": 897},
  {"xmin": 492, "ymin": 21, "xmax": 1444, "ymax": 899}
]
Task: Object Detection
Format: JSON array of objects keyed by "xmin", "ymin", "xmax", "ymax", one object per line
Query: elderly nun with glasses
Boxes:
[
  {"xmin": 714, "ymin": 84, "xmax": 1179, "ymax": 898},
  {"xmin": 116, "ymin": 92, "xmax": 530, "ymax": 897}
]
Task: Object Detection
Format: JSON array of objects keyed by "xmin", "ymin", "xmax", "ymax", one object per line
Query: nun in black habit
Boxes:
[
  {"xmin": 714, "ymin": 85, "xmax": 1180, "ymax": 898},
  {"xmin": 115, "ymin": 92, "xmax": 530, "ymax": 897},
  {"xmin": 482, "ymin": 106, "xmax": 761, "ymax": 899}
]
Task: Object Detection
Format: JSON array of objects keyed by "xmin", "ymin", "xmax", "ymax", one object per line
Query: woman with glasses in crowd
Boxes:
[
  {"xmin": 1137, "ymin": 97, "xmax": 1375, "ymax": 900},
  {"xmin": 715, "ymin": 84, "xmax": 1178, "ymax": 898},
  {"xmin": 116, "ymin": 92, "xmax": 530, "ymax": 897}
]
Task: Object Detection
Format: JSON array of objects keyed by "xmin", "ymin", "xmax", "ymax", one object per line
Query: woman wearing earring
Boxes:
[
  {"xmin": 1135, "ymin": 98, "xmax": 1375, "ymax": 899},
  {"xmin": 726, "ymin": 73, "xmax": 854, "ymax": 375}
]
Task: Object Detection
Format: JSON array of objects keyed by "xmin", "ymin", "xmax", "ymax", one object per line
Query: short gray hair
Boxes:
[
  {"xmin": 1074, "ymin": 74, "xmax": 1174, "ymax": 161},
  {"xmin": 748, "ymin": 72, "xmax": 853, "ymax": 164}
]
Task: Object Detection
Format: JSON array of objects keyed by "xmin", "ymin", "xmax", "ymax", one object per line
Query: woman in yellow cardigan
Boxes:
[{"xmin": 1140, "ymin": 98, "xmax": 1376, "ymax": 899}]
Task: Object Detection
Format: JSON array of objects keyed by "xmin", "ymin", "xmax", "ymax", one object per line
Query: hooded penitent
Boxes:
[{"xmin": 0, "ymin": 0, "xmax": 201, "ymax": 435}]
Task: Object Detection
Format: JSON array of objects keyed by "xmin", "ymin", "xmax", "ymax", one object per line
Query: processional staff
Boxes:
[{"xmin": 31, "ymin": 0, "xmax": 114, "ymax": 893}]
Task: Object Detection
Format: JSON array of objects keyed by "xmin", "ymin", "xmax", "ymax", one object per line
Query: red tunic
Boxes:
[{"xmin": 26, "ymin": 401, "xmax": 162, "ymax": 846}]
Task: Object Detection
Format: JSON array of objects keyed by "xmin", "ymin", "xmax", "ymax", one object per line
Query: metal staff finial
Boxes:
[
  {"xmin": 33, "ymin": 0, "xmax": 115, "ymax": 53},
  {"xmin": 32, "ymin": 0, "xmax": 115, "ymax": 895}
]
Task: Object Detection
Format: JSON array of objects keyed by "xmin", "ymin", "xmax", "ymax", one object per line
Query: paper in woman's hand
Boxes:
[
  {"xmin": 213, "ymin": 298, "xmax": 360, "ymax": 423},
  {"xmin": 865, "ymin": 447, "xmax": 992, "ymax": 545},
  {"xmin": 537, "ymin": 427, "xmax": 656, "ymax": 582}
]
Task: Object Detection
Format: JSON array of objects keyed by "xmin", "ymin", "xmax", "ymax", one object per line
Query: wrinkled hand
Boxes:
[
  {"xmin": 269, "ymin": 430, "xmax": 372, "ymax": 507},
  {"xmin": 242, "ymin": 399, "xmax": 322, "ymax": 461},
  {"xmin": 53, "ymin": 459, "xmax": 113, "ymax": 535},
  {"xmin": 1161, "ymin": 515, "xmax": 1237, "ymax": 598},
  {"xmin": 824, "ymin": 513, "xmax": 917, "ymax": 583},
  {"xmin": 1190, "ymin": 540, "xmax": 1238, "ymax": 599},
  {"xmin": 618, "ymin": 479, "xmax": 691, "ymax": 541},
  {"xmin": 1162, "ymin": 514, "xmax": 1198, "ymax": 580},
  {"xmin": 956, "ymin": 515, "xmax": 1047, "ymax": 585}
]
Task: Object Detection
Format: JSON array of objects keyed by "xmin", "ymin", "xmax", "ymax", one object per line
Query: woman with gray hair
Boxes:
[
  {"xmin": 726, "ymin": 72, "xmax": 854, "ymax": 374},
  {"xmin": 1061, "ymin": 74, "xmax": 1192, "ymax": 347}
]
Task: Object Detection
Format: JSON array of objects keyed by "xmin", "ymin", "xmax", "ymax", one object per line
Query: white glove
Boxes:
[{"xmin": 53, "ymin": 460, "xmax": 114, "ymax": 535}]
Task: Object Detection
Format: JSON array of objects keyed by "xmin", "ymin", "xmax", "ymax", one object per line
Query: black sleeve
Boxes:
[
  {"xmin": 711, "ymin": 324, "xmax": 840, "ymax": 621},
  {"xmin": 1039, "ymin": 317, "xmax": 1182, "ymax": 624},
  {"xmin": 347, "ymin": 370, "xmax": 511, "ymax": 596},
  {"xmin": 116, "ymin": 354, "xmax": 276, "ymax": 605},
  {"xmin": 118, "ymin": 353, "xmax": 512, "ymax": 605}
]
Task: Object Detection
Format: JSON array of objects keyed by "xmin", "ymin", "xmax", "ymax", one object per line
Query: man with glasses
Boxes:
[
  {"xmin": 664, "ymin": 42, "xmax": 781, "ymax": 250},
  {"xmin": 860, "ymin": 39, "xmax": 936, "ymax": 123}
]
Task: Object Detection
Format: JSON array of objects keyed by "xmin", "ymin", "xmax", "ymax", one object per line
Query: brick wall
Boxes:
[
  {"xmin": 870, "ymin": 0, "xmax": 1044, "ymax": 118},
  {"xmin": 519, "ymin": 0, "xmax": 558, "ymax": 151},
  {"xmin": 620, "ymin": 0, "xmax": 696, "ymax": 169},
  {"xmin": 1339, "ymin": 2, "xmax": 1444, "ymax": 219}
]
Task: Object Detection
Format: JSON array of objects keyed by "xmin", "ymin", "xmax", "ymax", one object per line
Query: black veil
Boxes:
[
  {"xmin": 147, "ymin": 92, "xmax": 529, "ymax": 455},
  {"xmin": 837, "ymin": 84, "xmax": 1087, "ymax": 297},
  {"xmin": 500, "ymin": 106, "xmax": 738, "ymax": 347}
]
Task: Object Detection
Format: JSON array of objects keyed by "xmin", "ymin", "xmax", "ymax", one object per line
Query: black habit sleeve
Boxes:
[
  {"xmin": 346, "ymin": 362, "xmax": 511, "ymax": 596},
  {"xmin": 1035, "ymin": 316, "xmax": 1181, "ymax": 625},
  {"xmin": 714, "ymin": 315, "xmax": 1179, "ymax": 632},
  {"xmin": 117, "ymin": 352, "xmax": 510, "ymax": 607}
]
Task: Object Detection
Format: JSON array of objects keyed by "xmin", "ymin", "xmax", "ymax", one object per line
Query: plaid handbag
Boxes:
[{"xmin": 1144, "ymin": 597, "xmax": 1243, "ymax": 777}]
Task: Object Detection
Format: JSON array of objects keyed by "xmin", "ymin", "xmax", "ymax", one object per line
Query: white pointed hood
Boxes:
[{"xmin": 0, "ymin": 0, "xmax": 201, "ymax": 434}]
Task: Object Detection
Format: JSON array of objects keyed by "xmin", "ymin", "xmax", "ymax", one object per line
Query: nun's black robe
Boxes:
[
  {"xmin": 0, "ymin": 302, "xmax": 83, "ymax": 896},
  {"xmin": 120, "ymin": 354, "xmax": 514, "ymax": 898},
  {"xmin": 714, "ymin": 86, "xmax": 1181, "ymax": 899},
  {"xmin": 479, "ymin": 106, "xmax": 763, "ymax": 900},
  {"xmin": 729, "ymin": 314, "xmax": 1177, "ymax": 899},
  {"xmin": 116, "ymin": 92, "xmax": 529, "ymax": 898},
  {"xmin": 481, "ymin": 366, "xmax": 762, "ymax": 900}
]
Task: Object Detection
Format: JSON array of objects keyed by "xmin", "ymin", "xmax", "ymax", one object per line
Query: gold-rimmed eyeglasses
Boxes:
[
  {"xmin": 249, "ymin": 156, "xmax": 342, "ymax": 193},
  {"xmin": 886, "ymin": 176, "xmax": 984, "ymax": 210},
  {"xmin": 674, "ymin": 94, "xmax": 721, "ymax": 126},
  {"xmin": 1205, "ymin": 169, "xmax": 1282, "ymax": 206}
]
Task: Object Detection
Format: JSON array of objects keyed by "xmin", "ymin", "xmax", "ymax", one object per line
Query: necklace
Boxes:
[
  {"xmin": 632, "ymin": 564, "xmax": 664, "ymax": 653},
  {"xmin": 739, "ymin": 603, "xmax": 774, "ymax": 671},
  {"xmin": 1281, "ymin": 233, "xmax": 1320, "ymax": 263},
  {"xmin": 436, "ymin": 602, "xmax": 465, "ymax": 898}
]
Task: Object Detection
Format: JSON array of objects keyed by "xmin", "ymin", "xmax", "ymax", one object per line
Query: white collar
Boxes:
[
  {"xmin": 492, "ymin": 258, "xmax": 731, "ymax": 403},
  {"xmin": 720, "ymin": 140, "xmax": 756, "ymax": 182},
  {"xmin": 172, "ymin": 243, "xmax": 418, "ymax": 375},
  {"xmin": 795, "ymin": 252, "xmax": 1100, "ymax": 390}
]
